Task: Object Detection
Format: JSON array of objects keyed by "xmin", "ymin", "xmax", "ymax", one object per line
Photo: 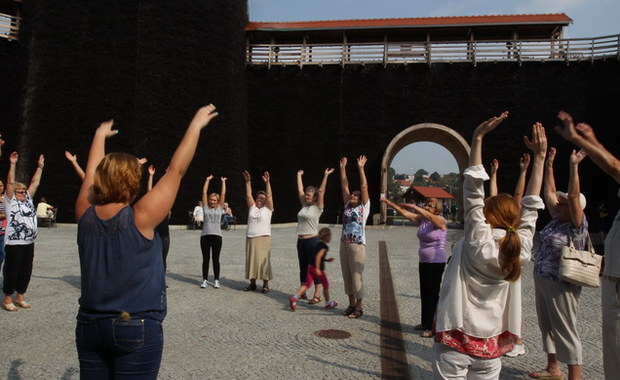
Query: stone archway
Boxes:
[{"xmin": 380, "ymin": 123, "xmax": 470, "ymax": 222}]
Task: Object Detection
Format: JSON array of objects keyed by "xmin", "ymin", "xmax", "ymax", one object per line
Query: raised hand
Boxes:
[
  {"xmin": 10, "ymin": 151, "xmax": 18, "ymax": 164},
  {"xmin": 96, "ymin": 120, "xmax": 118, "ymax": 138},
  {"xmin": 191, "ymin": 104, "xmax": 218, "ymax": 130},
  {"xmin": 138, "ymin": 158, "xmax": 147, "ymax": 166},
  {"xmin": 325, "ymin": 168, "xmax": 335, "ymax": 175},
  {"xmin": 242, "ymin": 170, "xmax": 251, "ymax": 182},
  {"xmin": 547, "ymin": 147, "xmax": 557, "ymax": 165},
  {"xmin": 339, "ymin": 157, "xmax": 347, "ymax": 168},
  {"xmin": 570, "ymin": 149, "xmax": 587, "ymax": 165},
  {"xmin": 357, "ymin": 155, "xmax": 368, "ymax": 167},
  {"xmin": 262, "ymin": 171, "xmax": 270, "ymax": 183},
  {"xmin": 473, "ymin": 111, "xmax": 509, "ymax": 137},
  {"xmin": 37, "ymin": 154, "xmax": 45, "ymax": 168},
  {"xmin": 65, "ymin": 151, "xmax": 77, "ymax": 162},
  {"xmin": 148, "ymin": 165, "xmax": 155, "ymax": 176},
  {"xmin": 490, "ymin": 159, "xmax": 499, "ymax": 175},
  {"xmin": 554, "ymin": 110, "xmax": 580, "ymax": 142},
  {"xmin": 519, "ymin": 153, "xmax": 531, "ymax": 170},
  {"xmin": 297, "ymin": 170, "xmax": 304, "ymax": 176},
  {"xmin": 523, "ymin": 122, "xmax": 547, "ymax": 156}
]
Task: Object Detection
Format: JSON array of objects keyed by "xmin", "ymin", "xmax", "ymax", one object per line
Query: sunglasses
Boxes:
[{"xmin": 15, "ymin": 190, "xmax": 27, "ymax": 195}]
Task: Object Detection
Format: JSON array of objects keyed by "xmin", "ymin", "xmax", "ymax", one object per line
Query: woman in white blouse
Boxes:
[
  {"xmin": 242, "ymin": 170, "xmax": 274, "ymax": 293},
  {"xmin": 432, "ymin": 113, "xmax": 547, "ymax": 379}
]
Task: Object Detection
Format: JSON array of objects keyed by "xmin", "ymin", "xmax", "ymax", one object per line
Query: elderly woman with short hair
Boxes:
[{"xmin": 3, "ymin": 152, "xmax": 44, "ymax": 311}]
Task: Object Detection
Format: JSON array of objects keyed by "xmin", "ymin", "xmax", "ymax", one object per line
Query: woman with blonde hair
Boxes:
[
  {"xmin": 74, "ymin": 104, "xmax": 218, "ymax": 378},
  {"xmin": 432, "ymin": 113, "xmax": 547, "ymax": 379},
  {"xmin": 199, "ymin": 175, "xmax": 227, "ymax": 289},
  {"xmin": 294, "ymin": 168, "xmax": 334, "ymax": 303},
  {"xmin": 3, "ymin": 152, "xmax": 44, "ymax": 311}
]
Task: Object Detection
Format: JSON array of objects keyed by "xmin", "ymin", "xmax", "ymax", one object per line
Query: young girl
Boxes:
[{"xmin": 289, "ymin": 227, "xmax": 338, "ymax": 311}]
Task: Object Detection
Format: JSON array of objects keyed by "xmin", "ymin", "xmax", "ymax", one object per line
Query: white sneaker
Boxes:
[
  {"xmin": 200, "ymin": 280, "xmax": 209, "ymax": 288},
  {"xmin": 504, "ymin": 343, "xmax": 526, "ymax": 357},
  {"xmin": 214, "ymin": 280, "xmax": 220, "ymax": 288}
]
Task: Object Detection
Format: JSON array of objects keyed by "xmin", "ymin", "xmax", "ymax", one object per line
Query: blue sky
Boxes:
[{"xmin": 248, "ymin": 1, "xmax": 618, "ymax": 175}]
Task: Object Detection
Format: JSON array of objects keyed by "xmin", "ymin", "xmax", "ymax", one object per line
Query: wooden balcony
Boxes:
[
  {"xmin": 0, "ymin": 12, "xmax": 20, "ymax": 41},
  {"xmin": 247, "ymin": 34, "xmax": 620, "ymax": 67}
]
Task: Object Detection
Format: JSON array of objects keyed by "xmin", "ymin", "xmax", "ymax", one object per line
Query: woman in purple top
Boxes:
[
  {"xmin": 380, "ymin": 195, "xmax": 447, "ymax": 337},
  {"xmin": 530, "ymin": 147, "xmax": 588, "ymax": 380}
]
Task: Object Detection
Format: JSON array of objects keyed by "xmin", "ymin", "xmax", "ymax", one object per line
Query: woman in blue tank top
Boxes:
[{"xmin": 74, "ymin": 105, "xmax": 218, "ymax": 379}]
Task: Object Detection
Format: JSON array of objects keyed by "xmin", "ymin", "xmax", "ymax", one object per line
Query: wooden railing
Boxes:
[
  {"xmin": 0, "ymin": 12, "xmax": 20, "ymax": 41},
  {"xmin": 247, "ymin": 34, "xmax": 620, "ymax": 67}
]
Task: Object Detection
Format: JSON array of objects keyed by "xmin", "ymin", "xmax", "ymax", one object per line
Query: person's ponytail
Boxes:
[{"xmin": 499, "ymin": 228, "xmax": 522, "ymax": 282}]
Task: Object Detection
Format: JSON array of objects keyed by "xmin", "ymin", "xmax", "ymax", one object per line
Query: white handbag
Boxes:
[{"xmin": 558, "ymin": 234, "xmax": 602, "ymax": 288}]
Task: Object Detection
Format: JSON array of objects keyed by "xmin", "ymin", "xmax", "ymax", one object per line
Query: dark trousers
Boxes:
[
  {"xmin": 296, "ymin": 237, "xmax": 320, "ymax": 285},
  {"xmin": 200, "ymin": 234, "xmax": 222, "ymax": 280},
  {"xmin": 76, "ymin": 316, "xmax": 163, "ymax": 380},
  {"xmin": 419, "ymin": 262, "xmax": 446, "ymax": 329},
  {"xmin": 3, "ymin": 243, "xmax": 34, "ymax": 295}
]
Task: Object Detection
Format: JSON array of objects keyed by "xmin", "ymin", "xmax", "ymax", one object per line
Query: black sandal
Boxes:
[
  {"xmin": 347, "ymin": 308, "xmax": 363, "ymax": 319},
  {"xmin": 243, "ymin": 284, "xmax": 257, "ymax": 291},
  {"xmin": 308, "ymin": 296, "xmax": 321, "ymax": 304},
  {"xmin": 342, "ymin": 306, "xmax": 355, "ymax": 316},
  {"xmin": 261, "ymin": 286, "xmax": 270, "ymax": 294}
]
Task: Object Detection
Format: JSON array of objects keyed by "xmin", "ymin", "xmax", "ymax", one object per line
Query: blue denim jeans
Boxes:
[{"xmin": 76, "ymin": 316, "xmax": 163, "ymax": 380}]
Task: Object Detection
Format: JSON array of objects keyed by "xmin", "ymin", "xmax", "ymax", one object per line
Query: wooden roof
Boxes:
[
  {"xmin": 246, "ymin": 14, "xmax": 572, "ymax": 43},
  {"xmin": 410, "ymin": 186, "xmax": 454, "ymax": 200}
]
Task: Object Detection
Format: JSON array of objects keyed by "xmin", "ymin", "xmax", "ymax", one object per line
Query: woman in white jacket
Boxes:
[{"xmin": 432, "ymin": 112, "xmax": 547, "ymax": 379}]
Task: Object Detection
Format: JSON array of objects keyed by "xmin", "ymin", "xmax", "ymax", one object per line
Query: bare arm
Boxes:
[
  {"xmin": 202, "ymin": 175, "xmax": 213, "ymax": 205},
  {"xmin": 75, "ymin": 120, "xmax": 118, "ymax": 220},
  {"xmin": 6, "ymin": 152, "xmax": 18, "ymax": 199},
  {"xmin": 263, "ymin": 171, "xmax": 274, "ymax": 211},
  {"xmin": 243, "ymin": 170, "xmax": 254, "ymax": 208},
  {"xmin": 296, "ymin": 170, "xmax": 305, "ymax": 205},
  {"xmin": 339, "ymin": 157, "xmax": 350, "ymax": 205},
  {"xmin": 489, "ymin": 158, "xmax": 499, "ymax": 197},
  {"xmin": 567, "ymin": 149, "xmax": 586, "ymax": 227},
  {"xmin": 380, "ymin": 195, "xmax": 421, "ymax": 224},
  {"xmin": 543, "ymin": 147, "xmax": 559, "ymax": 217},
  {"xmin": 317, "ymin": 168, "xmax": 334, "ymax": 209},
  {"xmin": 555, "ymin": 111, "xmax": 620, "ymax": 183},
  {"xmin": 132, "ymin": 104, "xmax": 218, "ymax": 235},
  {"xmin": 147, "ymin": 165, "xmax": 155, "ymax": 191},
  {"xmin": 358, "ymin": 155, "xmax": 369, "ymax": 204},
  {"xmin": 513, "ymin": 153, "xmax": 530, "ymax": 205},
  {"xmin": 408, "ymin": 202, "xmax": 447, "ymax": 230},
  {"xmin": 522, "ymin": 122, "xmax": 547, "ymax": 199},
  {"xmin": 219, "ymin": 177, "xmax": 227, "ymax": 206},
  {"xmin": 27, "ymin": 154, "xmax": 44, "ymax": 198},
  {"xmin": 65, "ymin": 151, "xmax": 85, "ymax": 180}
]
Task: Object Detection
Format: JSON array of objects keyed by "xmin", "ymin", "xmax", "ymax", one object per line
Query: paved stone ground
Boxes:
[{"xmin": 0, "ymin": 224, "xmax": 604, "ymax": 379}]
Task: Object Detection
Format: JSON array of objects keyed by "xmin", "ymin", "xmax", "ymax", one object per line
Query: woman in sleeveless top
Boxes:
[{"xmin": 74, "ymin": 105, "xmax": 218, "ymax": 379}]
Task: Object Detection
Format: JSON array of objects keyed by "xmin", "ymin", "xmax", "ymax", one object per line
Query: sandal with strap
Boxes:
[
  {"xmin": 308, "ymin": 296, "xmax": 321, "ymax": 304},
  {"xmin": 15, "ymin": 301, "xmax": 32, "ymax": 309},
  {"xmin": 3, "ymin": 303, "xmax": 18, "ymax": 312},
  {"xmin": 347, "ymin": 308, "xmax": 364, "ymax": 319},
  {"xmin": 342, "ymin": 305, "xmax": 355, "ymax": 316},
  {"xmin": 243, "ymin": 284, "xmax": 257, "ymax": 291},
  {"xmin": 261, "ymin": 286, "xmax": 270, "ymax": 294}
]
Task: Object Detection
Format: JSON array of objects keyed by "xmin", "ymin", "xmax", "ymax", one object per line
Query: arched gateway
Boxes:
[{"xmin": 380, "ymin": 123, "xmax": 470, "ymax": 223}]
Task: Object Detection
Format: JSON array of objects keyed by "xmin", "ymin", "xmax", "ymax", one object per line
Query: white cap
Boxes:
[{"xmin": 556, "ymin": 191, "xmax": 586, "ymax": 210}]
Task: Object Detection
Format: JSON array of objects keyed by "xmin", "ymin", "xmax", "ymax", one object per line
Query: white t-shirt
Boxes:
[{"xmin": 247, "ymin": 205, "xmax": 273, "ymax": 237}]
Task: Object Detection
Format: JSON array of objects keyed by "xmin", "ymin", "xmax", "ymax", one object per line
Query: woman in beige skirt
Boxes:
[{"xmin": 242, "ymin": 170, "xmax": 274, "ymax": 293}]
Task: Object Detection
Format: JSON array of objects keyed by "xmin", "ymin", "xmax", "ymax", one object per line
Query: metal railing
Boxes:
[
  {"xmin": 0, "ymin": 12, "xmax": 20, "ymax": 41},
  {"xmin": 247, "ymin": 34, "xmax": 620, "ymax": 66}
]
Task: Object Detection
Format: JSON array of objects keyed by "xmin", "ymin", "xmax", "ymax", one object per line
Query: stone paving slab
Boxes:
[{"xmin": 0, "ymin": 224, "xmax": 604, "ymax": 379}]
